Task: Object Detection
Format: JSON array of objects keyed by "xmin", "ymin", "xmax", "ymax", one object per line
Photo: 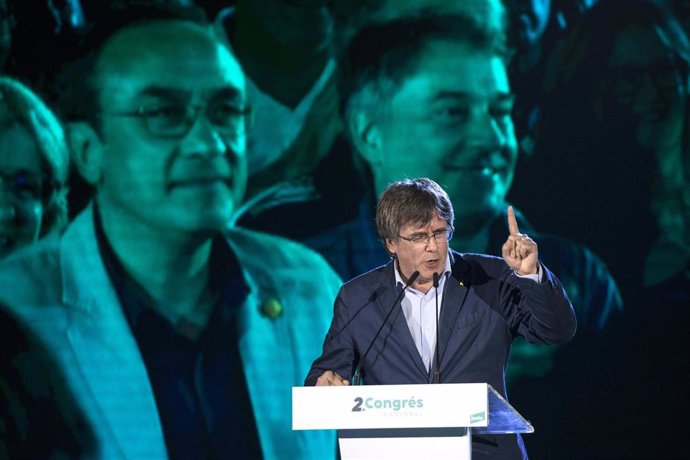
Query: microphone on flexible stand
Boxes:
[
  {"xmin": 432, "ymin": 272, "xmax": 441, "ymax": 384},
  {"xmin": 352, "ymin": 270, "xmax": 420, "ymax": 385}
]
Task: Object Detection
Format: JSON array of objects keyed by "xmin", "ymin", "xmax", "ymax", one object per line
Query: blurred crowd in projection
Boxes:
[{"xmin": 0, "ymin": 0, "xmax": 687, "ymax": 459}]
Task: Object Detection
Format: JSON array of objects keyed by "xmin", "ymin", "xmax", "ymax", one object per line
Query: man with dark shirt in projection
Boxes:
[{"xmin": 0, "ymin": 4, "xmax": 341, "ymax": 459}]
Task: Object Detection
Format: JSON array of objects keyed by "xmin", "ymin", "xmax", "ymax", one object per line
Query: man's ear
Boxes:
[
  {"xmin": 384, "ymin": 237, "xmax": 397, "ymax": 258},
  {"xmin": 66, "ymin": 122, "xmax": 105, "ymax": 185},
  {"xmin": 347, "ymin": 111, "xmax": 384, "ymax": 167}
]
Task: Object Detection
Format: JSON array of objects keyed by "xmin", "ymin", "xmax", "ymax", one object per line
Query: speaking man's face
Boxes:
[{"xmin": 385, "ymin": 212, "xmax": 450, "ymax": 287}]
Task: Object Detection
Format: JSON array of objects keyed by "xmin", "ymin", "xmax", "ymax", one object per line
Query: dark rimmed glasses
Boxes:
[
  {"xmin": 397, "ymin": 228, "xmax": 453, "ymax": 245},
  {"xmin": 103, "ymin": 101, "xmax": 253, "ymax": 139}
]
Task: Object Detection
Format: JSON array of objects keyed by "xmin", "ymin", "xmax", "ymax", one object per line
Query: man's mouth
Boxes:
[
  {"xmin": 168, "ymin": 176, "xmax": 232, "ymax": 189},
  {"xmin": 423, "ymin": 259, "xmax": 439, "ymax": 268}
]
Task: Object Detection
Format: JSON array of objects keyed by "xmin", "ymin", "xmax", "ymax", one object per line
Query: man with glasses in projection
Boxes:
[{"xmin": 0, "ymin": 4, "xmax": 341, "ymax": 459}]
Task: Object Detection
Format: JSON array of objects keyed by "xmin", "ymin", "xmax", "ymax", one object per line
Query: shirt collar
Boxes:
[
  {"xmin": 393, "ymin": 251, "xmax": 453, "ymax": 288},
  {"xmin": 92, "ymin": 203, "xmax": 249, "ymax": 333}
]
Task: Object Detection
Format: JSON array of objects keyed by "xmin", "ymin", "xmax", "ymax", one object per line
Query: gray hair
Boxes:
[{"xmin": 376, "ymin": 178, "xmax": 454, "ymax": 247}]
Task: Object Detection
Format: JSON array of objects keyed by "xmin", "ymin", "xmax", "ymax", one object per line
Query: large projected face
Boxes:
[
  {"xmin": 93, "ymin": 21, "xmax": 248, "ymax": 237},
  {"xmin": 370, "ymin": 39, "xmax": 517, "ymax": 236}
]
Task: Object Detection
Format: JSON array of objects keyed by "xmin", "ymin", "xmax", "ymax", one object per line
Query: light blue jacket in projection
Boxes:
[{"xmin": 0, "ymin": 205, "xmax": 341, "ymax": 459}]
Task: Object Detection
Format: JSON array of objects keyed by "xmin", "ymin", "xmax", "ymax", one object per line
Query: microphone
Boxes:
[
  {"xmin": 352, "ymin": 270, "xmax": 420, "ymax": 385},
  {"xmin": 432, "ymin": 272, "xmax": 441, "ymax": 384}
]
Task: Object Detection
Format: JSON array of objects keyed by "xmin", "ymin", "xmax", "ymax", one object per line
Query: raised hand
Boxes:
[{"xmin": 501, "ymin": 206, "xmax": 539, "ymax": 275}]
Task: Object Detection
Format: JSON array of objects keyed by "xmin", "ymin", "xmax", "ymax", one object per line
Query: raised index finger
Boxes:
[{"xmin": 507, "ymin": 205, "xmax": 520, "ymax": 235}]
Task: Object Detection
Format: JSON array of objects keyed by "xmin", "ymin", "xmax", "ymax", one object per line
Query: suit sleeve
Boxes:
[
  {"xmin": 304, "ymin": 287, "xmax": 357, "ymax": 386},
  {"xmin": 500, "ymin": 263, "xmax": 577, "ymax": 345}
]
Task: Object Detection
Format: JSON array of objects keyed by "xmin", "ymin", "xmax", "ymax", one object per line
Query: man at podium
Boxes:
[{"xmin": 305, "ymin": 178, "xmax": 576, "ymax": 459}]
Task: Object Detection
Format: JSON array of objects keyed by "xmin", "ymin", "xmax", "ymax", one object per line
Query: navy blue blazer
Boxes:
[{"xmin": 306, "ymin": 250, "xmax": 576, "ymax": 459}]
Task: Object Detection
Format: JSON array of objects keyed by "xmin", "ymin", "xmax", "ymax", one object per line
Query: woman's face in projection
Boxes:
[
  {"xmin": 606, "ymin": 25, "xmax": 689, "ymax": 246},
  {"xmin": 606, "ymin": 24, "xmax": 686, "ymax": 150},
  {"xmin": 0, "ymin": 122, "xmax": 44, "ymax": 258}
]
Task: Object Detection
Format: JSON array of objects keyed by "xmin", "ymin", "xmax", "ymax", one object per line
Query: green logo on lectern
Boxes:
[
  {"xmin": 351, "ymin": 396, "xmax": 424, "ymax": 412},
  {"xmin": 470, "ymin": 412, "xmax": 486, "ymax": 423}
]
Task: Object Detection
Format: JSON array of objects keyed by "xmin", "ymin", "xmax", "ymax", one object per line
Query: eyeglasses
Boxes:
[
  {"xmin": 103, "ymin": 101, "xmax": 253, "ymax": 139},
  {"xmin": 0, "ymin": 171, "xmax": 58, "ymax": 203},
  {"xmin": 397, "ymin": 228, "xmax": 453, "ymax": 245}
]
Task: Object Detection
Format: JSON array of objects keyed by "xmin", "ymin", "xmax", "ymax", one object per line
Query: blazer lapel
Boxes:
[
  {"xmin": 438, "ymin": 252, "xmax": 471, "ymax": 362},
  {"xmin": 61, "ymin": 208, "xmax": 167, "ymax": 459},
  {"xmin": 375, "ymin": 264, "xmax": 429, "ymax": 379}
]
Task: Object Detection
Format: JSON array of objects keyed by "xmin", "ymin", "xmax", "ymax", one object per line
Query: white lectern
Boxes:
[{"xmin": 292, "ymin": 383, "xmax": 533, "ymax": 460}]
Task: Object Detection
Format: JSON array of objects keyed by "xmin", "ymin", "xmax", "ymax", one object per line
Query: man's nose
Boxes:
[
  {"xmin": 181, "ymin": 115, "xmax": 228, "ymax": 158},
  {"xmin": 477, "ymin": 113, "xmax": 510, "ymax": 151},
  {"xmin": 425, "ymin": 235, "xmax": 439, "ymax": 251}
]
